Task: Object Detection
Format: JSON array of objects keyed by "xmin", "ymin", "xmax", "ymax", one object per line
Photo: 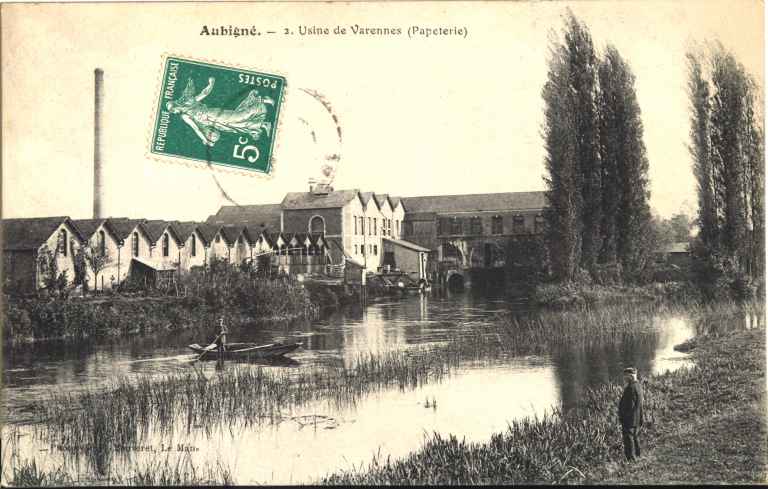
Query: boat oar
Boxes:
[{"xmin": 197, "ymin": 333, "xmax": 222, "ymax": 362}]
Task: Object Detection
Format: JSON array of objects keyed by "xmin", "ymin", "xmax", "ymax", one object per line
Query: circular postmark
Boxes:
[{"xmin": 149, "ymin": 54, "xmax": 344, "ymax": 211}]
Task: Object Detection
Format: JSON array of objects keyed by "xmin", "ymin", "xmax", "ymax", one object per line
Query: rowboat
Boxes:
[{"xmin": 188, "ymin": 341, "xmax": 302, "ymax": 359}]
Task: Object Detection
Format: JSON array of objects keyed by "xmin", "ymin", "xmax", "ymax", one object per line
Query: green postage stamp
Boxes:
[{"xmin": 150, "ymin": 56, "xmax": 285, "ymax": 174}]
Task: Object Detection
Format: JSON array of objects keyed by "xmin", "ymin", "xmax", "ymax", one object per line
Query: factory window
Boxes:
[
  {"xmin": 373, "ymin": 245, "xmax": 378, "ymax": 255},
  {"xmin": 99, "ymin": 230, "xmax": 106, "ymax": 256},
  {"xmin": 58, "ymin": 229, "xmax": 68, "ymax": 256},
  {"xmin": 373, "ymin": 218, "xmax": 377, "ymax": 235},
  {"xmin": 513, "ymin": 215, "xmax": 526, "ymax": 233},
  {"xmin": 132, "ymin": 232, "xmax": 139, "ymax": 257},
  {"xmin": 450, "ymin": 218, "xmax": 462, "ymax": 235},
  {"xmin": 354, "ymin": 244, "xmax": 358, "ymax": 255},
  {"xmin": 439, "ymin": 218, "xmax": 454, "ymax": 235},
  {"xmin": 491, "ymin": 216, "xmax": 503, "ymax": 235},
  {"xmin": 310, "ymin": 216, "xmax": 325, "ymax": 234},
  {"xmin": 368, "ymin": 217, "xmax": 372, "ymax": 235},
  {"xmin": 354, "ymin": 215, "xmax": 358, "ymax": 234},
  {"xmin": 162, "ymin": 233, "xmax": 169, "ymax": 257},
  {"xmin": 470, "ymin": 217, "xmax": 482, "ymax": 235},
  {"xmin": 191, "ymin": 234, "xmax": 197, "ymax": 257}
]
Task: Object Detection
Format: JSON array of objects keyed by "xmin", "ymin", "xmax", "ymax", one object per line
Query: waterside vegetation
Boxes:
[
  {"xmin": 4, "ymin": 300, "xmax": 759, "ymax": 486},
  {"xmin": 3, "ymin": 261, "xmax": 318, "ymax": 344},
  {"xmin": 321, "ymin": 318, "xmax": 766, "ymax": 484}
]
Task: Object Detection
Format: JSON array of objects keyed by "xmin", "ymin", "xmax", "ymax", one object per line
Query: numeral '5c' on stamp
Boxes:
[{"xmin": 150, "ymin": 56, "xmax": 285, "ymax": 174}]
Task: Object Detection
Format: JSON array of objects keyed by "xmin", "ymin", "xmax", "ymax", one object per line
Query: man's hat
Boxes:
[{"xmin": 623, "ymin": 367, "xmax": 637, "ymax": 375}]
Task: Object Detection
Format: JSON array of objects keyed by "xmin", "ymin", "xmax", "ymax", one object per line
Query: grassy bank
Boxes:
[
  {"xmin": 3, "ymin": 274, "xmax": 319, "ymax": 344},
  {"xmin": 320, "ymin": 318, "xmax": 766, "ymax": 484},
  {"xmin": 1, "ymin": 452, "xmax": 234, "ymax": 486},
  {"xmin": 5, "ymin": 300, "xmax": 762, "ymax": 485},
  {"xmin": 22, "ymin": 303, "xmax": 744, "ymax": 470},
  {"xmin": 531, "ymin": 281, "xmax": 701, "ymax": 308}
]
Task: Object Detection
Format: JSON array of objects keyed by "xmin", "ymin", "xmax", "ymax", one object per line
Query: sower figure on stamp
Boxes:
[
  {"xmin": 166, "ymin": 78, "xmax": 274, "ymax": 147},
  {"xmin": 618, "ymin": 367, "xmax": 644, "ymax": 462}
]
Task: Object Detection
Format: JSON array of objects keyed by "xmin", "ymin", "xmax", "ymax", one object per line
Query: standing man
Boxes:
[
  {"xmin": 215, "ymin": 316, "xmax": 228, "ymax": 357},
  {"xmin": 618, "ymin": 366, "xmax": 644, "ymax": 462}
]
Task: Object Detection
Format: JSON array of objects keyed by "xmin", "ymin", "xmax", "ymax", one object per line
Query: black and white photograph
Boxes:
[{"xmin": 1, "ymin": 0, "xmax": 765, "ymax": 485}]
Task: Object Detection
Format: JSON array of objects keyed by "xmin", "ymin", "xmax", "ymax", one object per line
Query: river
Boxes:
[{"xmin": 1, "ymin": 293, "xmax": 759, "ymax": 484}]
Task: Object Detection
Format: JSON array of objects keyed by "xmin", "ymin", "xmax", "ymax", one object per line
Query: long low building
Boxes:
[
  {"xmin": 3, "ymin": 187, "xmax": 547, "ymax": 293},
  {"xmin": 1, "ymin": 217, "xmax": 333, "ymax": 294}
]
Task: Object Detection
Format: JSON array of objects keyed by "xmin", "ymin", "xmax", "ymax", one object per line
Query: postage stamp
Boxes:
[{"xmin": 150, "ymin": 56, "xmax": 285, "ymax": 174}]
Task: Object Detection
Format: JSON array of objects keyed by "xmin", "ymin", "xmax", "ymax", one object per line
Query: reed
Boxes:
[
  {"xmin": 3, "ymin": 273, "xmax": 318, "ymax": 344},
  {"xmin": 18, "ymin": 299, "xmax": 762, "ymax": 484},
  {"xmin": 320, "ymin": 325, "xmax": 766, "ymax": 484},
  {"xmin": 1, "ymin": 456, "xmax": 234, "ymax": 487}
]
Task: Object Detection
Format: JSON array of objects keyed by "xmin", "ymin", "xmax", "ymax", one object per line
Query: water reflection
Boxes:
[{"xmin": 2, "ymin": 296, "xmax": 760, "ymax": 484}]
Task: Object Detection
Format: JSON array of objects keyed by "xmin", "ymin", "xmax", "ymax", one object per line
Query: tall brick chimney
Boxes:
[{"xmin": 93, "ymin": 68, "xmax": 104, "ymax": 219}]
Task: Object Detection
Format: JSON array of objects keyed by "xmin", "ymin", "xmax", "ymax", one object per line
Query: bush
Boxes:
[
  {"xmin": 3, "ymin": 265, "xmax": 323, "ymax": 343},
  {"xmin": 690, "ymin": 241, "xmax": 759, "ymax": 302},
  {"xmin": 591, "ymin": 262, "xmax": 623, "ymax": 286}
]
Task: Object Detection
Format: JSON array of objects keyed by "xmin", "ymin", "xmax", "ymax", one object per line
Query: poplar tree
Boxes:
[
  {"xmin": 688, "ymin": 44, "xmax": 764, "ymax": 288},
  {"xmin": 687, "ymin": 53, "xmax": 718, "ymax": 252},
  {"xmin": 598, "ymin": 46, "xmax": 652, "ymax": 278},
  {"xmin": 597, "ymin": 47, "xmax": 622, "ymax": 265},
  {"xmin": 542, "ymin": 12, "xmax": 602, "ymax": 280},
  {"xmin": 543, "ymin": 39, "xmax": 582, "ymax": 281},
  {"xmin": 710, "ymin": 49, "xmax": 750, "ymax": 265},
  {"xmin": 565, "ymin": 14, "xmax": 603, "ymax": 273}
]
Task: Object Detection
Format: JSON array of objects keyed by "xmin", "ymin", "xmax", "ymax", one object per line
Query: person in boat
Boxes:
[
  {"xmin": 618, "ymin": 367, "xmax": 644, "ymax": 462},
  {"xmin": 214, "ymin": 316, "xmax": 228, "ymax": 354}
]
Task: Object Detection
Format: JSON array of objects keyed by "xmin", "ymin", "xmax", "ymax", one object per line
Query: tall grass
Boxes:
[
  {"xmin": 320, "ymin": 324, "xmax": 766, "ymax": 484},
  {"xmin": 16, "ymin": 299, "xmax": 763, "ymax": 483},
  {"xmin": 2, "ymin": 456, "xmax": 234, "ymax": 487}
]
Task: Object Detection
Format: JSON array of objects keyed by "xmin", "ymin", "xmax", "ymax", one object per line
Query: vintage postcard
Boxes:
[{"xmin": 1, "ymin": 0, "xmax": 765, "ymax": 486}]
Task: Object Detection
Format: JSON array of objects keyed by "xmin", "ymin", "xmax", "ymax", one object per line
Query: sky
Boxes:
[{"xmin": 2, "ymin": 0, "xmax": 764, "ymax": 222}]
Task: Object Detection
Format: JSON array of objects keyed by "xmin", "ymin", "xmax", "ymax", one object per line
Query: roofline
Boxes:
[
  {"xmin": 280, "ymin": 189, "xmax": 363, "ymax": 210},
  {"xmin": 144, "ymin": 221, "xmax": 184, "ymax": 246},
  {"xmin": 63, "ymin": 217, "xmax": 87, "ymax": 243},
  {"xmin": 1, "ymin": 217, "xmax": 86, "ymax": 251},
  {"xmin": 218, "ymin": 225, "xmax": 247, "ymax": 246},
  {"xmin": 72, "ymin": 218, "xmax": 121, "ymax": 244},
  {"xmin": 433, "ymin": 207, "xmax": 546, "ymax": 215},
  {"xmin": 400, "ymin": 190, "xmax": 547, "ymax": 200},
  {"xmin": 378, "ymin": 194, "xmax": 394, "ymax": 211},
  {"xmin": 382, "ymin": 237, "xmax": 431, "ymax": 253}
]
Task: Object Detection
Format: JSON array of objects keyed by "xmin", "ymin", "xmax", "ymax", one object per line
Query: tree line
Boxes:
[
  {"xmin": 687, "ymin": 43, "xmax": 764, "ymax": 298},
  {"xmin": 541, "ymin": 12, "xmax": 763, "ymax": 298},
  {"xmin": 542, "ymin": 12, "xmax": 652, "ymax": 283}
]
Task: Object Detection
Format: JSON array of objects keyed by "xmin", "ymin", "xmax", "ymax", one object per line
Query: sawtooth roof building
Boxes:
[{"xmin": 209, "ymin": 185, "xmax": 548, "ymax": 287}]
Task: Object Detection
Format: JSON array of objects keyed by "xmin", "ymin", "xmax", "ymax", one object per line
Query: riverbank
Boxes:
[
  {"xmin": 2, "ymin": 275, "xmax": 322, "ymax": 344},
  {"xmin": 2, "ymin": 300, "xmax": 762, "ymax": 485},
  {"xmin": 530, "ymin": 281, "xmax": 701, "ymax": 308},
  {"xmin": 598, "ymin": 326, "xmax": 766, "ymax": 484},
  {"xmin": 321, "ymin": 318, "xmax": 766, "ymax": 484}
]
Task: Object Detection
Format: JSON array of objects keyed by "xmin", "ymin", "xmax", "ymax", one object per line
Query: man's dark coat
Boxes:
[{"xmin": 618, "ymin": 380, "xmax": 644, "ymax": 428}]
